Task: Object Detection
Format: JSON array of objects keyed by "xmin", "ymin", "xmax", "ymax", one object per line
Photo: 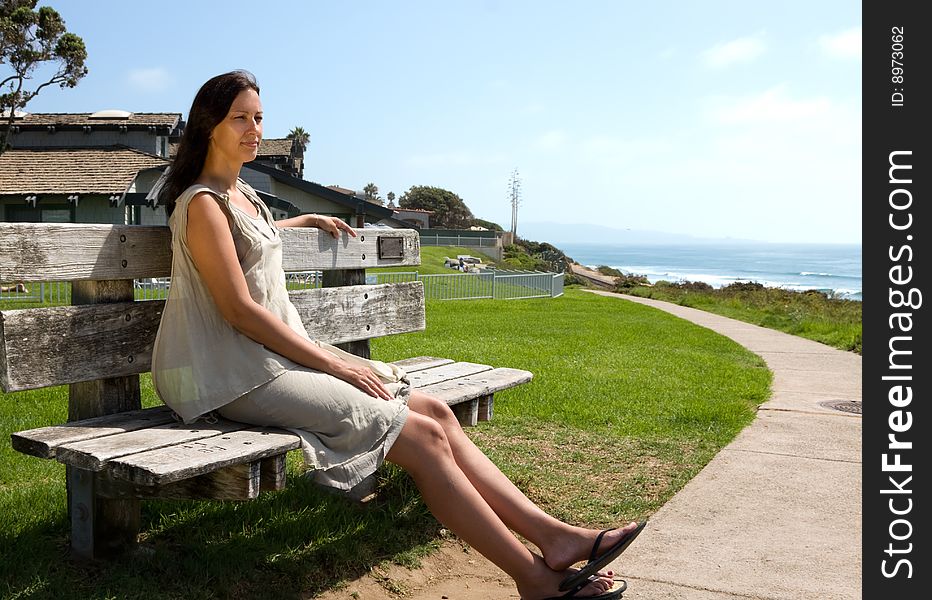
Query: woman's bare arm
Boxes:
[{"xmin": 185, "ymin": 193, "xmax": 391, "ymax": 399}]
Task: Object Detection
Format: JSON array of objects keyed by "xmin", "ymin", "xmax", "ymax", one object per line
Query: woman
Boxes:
[{"xmin": 152, "ymin": 70, "xmax": 643, "ymax": 600}]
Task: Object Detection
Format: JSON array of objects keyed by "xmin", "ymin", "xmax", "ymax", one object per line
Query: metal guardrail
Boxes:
[
  {"xmin": 0, "ymin": 281, "xmax": 69, "ymax": 304},
  {"xmin": 1, "ymin": 270, "xmax": 565, "ymax": 305}
]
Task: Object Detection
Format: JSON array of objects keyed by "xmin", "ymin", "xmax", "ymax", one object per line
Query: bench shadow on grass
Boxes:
[{"xmin": 2, "ymin": 468, "xmax": 439, "ymax": 600}]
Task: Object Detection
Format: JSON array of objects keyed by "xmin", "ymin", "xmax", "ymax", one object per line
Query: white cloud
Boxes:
[
  {"xmin": 127, "ymin": 67, "xmax": 173, "ymax": 93},
  {"xmin": 819, "ymin": 27, "xmax": 861, "ymax": 59},
  {"xmin": 701, "ymin": 34, "xmax": 766, "ymax": 68},
  {"xmin": 707, "ymin": 85, "xmax": 832, "ymax": 124}
]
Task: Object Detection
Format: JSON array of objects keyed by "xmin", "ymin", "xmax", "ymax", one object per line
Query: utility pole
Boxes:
[{"xmin": 508, "ymin": 168, "xmax": 521, "ymax": 239}]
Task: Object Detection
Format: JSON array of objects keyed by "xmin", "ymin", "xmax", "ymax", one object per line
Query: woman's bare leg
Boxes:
[
  {"xmin": 407, "ymin": 390, "xmax": 639, "ymax": 571},
  {"xmin": 386, "ymin": 411, "xmax": 613, "ymax": 600}
]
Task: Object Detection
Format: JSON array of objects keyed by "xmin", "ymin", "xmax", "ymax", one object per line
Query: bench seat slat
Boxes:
[
  {"xmin": 10, "ymin": 406, "xmax": 175, "ymax": 459},
  {"xmin": 109, "ymin": 428, "xmax": 302, "ymax": 486},
  {"xmin": 405, "ymin": 362, "xmax": 494, "ymax": 387},
  {"xmin": 56, "ymin": 420, "xmax": 251, "ymax": 471},
  {"xmin": 0, "ymin": 224, "xmax": 420, "ymax": 281},
  {"xmin": 0, "ymin": 283, "xmax": 425, "ymax": 393},
  {"xmin": 417, "ymin": 368, "xmax": 534, "ymax": 405},
  {"xmin": 386, "ymin": 356, "xmax": 454, "ymax": 373}
]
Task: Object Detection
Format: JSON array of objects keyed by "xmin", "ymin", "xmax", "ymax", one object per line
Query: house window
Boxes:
[{"xmin": 5, "ymin": 204, "xmax": 74, "ymax": 223}]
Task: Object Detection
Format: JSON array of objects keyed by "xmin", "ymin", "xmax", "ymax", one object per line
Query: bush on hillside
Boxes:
[
  {"xmin": 612, "ymin": 272, "xmax": 651, "ymax": 290},
  {"xmin": 596, "ymin": 265, "xmax": 624, "ymax": 277}
]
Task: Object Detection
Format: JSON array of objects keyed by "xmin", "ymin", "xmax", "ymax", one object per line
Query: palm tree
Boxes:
[
  {"xmin": 362, "ymin": 183, "xmax": 383, "ymax": 206},
  {"xmin": 286, "ymin": 126, "xmax": 310, "ymax": 151}
]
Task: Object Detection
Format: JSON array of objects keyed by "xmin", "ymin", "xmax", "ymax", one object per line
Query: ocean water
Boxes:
[{"xmin": 559, "ymin": 242, "xmax": 862, "ymax": 300}]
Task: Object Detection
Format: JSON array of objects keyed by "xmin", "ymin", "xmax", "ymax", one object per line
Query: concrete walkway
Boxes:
[{"xmin": 585, "ymin": 291, "xmax": 862, "ymax": 600}]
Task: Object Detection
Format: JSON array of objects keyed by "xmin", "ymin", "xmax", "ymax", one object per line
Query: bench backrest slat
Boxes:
[
  {"xmin": 0, "ymin": 224, "xmax": 420, "ymax": 281},
  {"xmin": 0, "ymin": 282, "xmax": 425, "ymax": 392}
]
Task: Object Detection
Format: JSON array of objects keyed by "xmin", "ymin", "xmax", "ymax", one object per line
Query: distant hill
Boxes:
[{"xmin": 518, "ymin": 222, "xmax": 757, "ymax": 245}]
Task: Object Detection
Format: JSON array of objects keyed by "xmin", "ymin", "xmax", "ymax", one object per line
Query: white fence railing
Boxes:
[
  {"xmin": 419, "ymin": 235, "xmax": 500, "ymax": 248},
  {"xmin": 1, "ymin": 271, "xmax": 565, "ymax": 305}
]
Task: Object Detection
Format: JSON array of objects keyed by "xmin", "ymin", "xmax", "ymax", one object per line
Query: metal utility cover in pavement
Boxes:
[{"xmin": 819, "ymin": 400, "xmax": 862, "ymax": 414}]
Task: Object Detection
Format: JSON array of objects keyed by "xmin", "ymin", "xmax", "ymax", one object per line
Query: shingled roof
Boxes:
[
  {"xmin": 257, "ymin": 138, "xmax": 294, "ymax": 156},
  {"xmin": 168, "ymin": 138, "xmax": 295, "ymax": 159},
  {"xmin": 0, "ymin": 147, "xmax": 168, "ymax": 195},
  {"xmin": 10, "ymin": 112, "xmax": 181, "ymax": 129}
]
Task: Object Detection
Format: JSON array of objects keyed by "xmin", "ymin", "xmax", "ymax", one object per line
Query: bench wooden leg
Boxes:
[
  {"xmin": 68, "ymin": 467, "xmax": 139, "ymax": 559},
  {"xmin": 477, "ymin": 395, "xmax": 494, "ymax": 421},
  {"xmin": 67, "ymin": 279, "xmax": 142, "ymax": 559},
  {"xmin": 260, "ymin": 454, "xmax": 287, "ymax": 492},
  {"xmin": 452, "ymin": 399, "xmax": 479, "ymax": 427}
]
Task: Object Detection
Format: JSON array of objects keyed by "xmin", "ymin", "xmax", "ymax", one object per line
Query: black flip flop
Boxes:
[
  {"xmin": 558, "ymin": 521, "xmax": 647, "ymax": 593},
  {"xmin": 544, "ymin": 577, "xmax": 627, "ymax": 599}
]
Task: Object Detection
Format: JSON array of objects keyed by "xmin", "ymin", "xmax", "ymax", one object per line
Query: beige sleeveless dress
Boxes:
[{"xmin": 151, "ymin": 180, "xmax": 410, "ymax": 490}]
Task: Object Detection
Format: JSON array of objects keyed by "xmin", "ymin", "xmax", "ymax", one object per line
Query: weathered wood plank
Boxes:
[
  {"xmin": 0, "ymin": 301, "xmax": 162, "ymax": 393},
  {"xmin": 10, "ymin": 406, "xmax": 174, "ymax": 459},
  {"xmin": 291, "ymin": 281, "xmax": 424, "ymax": 346},
  {"xmin": 280, "ymin": 228, "xmax": 421, "ymax": 272},
  {"xmin": 0, "ymin": 224, "xmax": 420, "ymax": 281},
  {"xmin": 406, "ymin": 362, "xmax": 494, "ymax": 388},
  {"xmin": 93, "ymin": 463, "xmax": 256, "ymax": 500},
  {"xmin": 0, "ymin": 283, "xmax": 425, "ymax": 392},
  {"xmin": 95, "ymin": 463, "xmax": 261, "ymax": 500},
  {"xmin": 56, "ymin": 420, "xmax": 250, "ymax": 471},
  {"xmin": 259, "ymin": 454, "xmax": 287, "ymax": 492},
  {"xmin": 414, "ymin": 367, "xmax": 534, "ymax": 405},
  {"xmin": 451, "ymin": 399, "xmax": 479, "ymax": 427},
  {"xmin": 109, "ymin": 428, "xmax": 301, "ymax": 486},
  {"xmin": 322, "ymin": 268, "xmax": 369, "ymax": 359},
  {"xmin": 0, "ymin": 224, "xmax": 171, "ymax": 282},
  {"xmin": 477, "ymin": 395, "xmax": 494, "ymax": 421},
  {"xmin": 390, "ymin": 356, "xmax": 455, "ymax": 373}
]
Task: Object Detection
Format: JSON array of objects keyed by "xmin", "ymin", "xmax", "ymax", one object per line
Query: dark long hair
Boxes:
[{"xmin": 160, "ymin": 70, "xmax": 260, "ymax": 216}]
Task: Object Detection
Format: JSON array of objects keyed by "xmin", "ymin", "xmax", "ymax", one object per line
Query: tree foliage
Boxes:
[
  {"xmin": 471, "ymin": 217, "xmax": 503, "ymax": 232},
  {"xmin": 399, "ymin": 185, "xmax": 474, "ymax": 229},
  {"xmin": 1, "ymin": 0, "xmax": 87, "ymax": 153},
  {"xmin": 286, "ymin": 126, "xmax": 309, "ymax": 150},
  {"xmin": 362, "ymin": 182, "xmax": 383, "ymax": 205}
]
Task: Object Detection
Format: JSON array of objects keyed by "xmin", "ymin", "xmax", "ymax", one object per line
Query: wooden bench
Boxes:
[{"xmin": 0, "ymin": 223, "xmax": 532, "ymax": 559}]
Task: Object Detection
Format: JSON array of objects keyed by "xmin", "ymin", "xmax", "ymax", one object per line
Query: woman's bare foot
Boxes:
[
  {"xmin": 516, "ymin": 554, "xmax": 617, "ymax": 600},
  {"xmin": 540, "ymin": 521, "xmax": 641, "ymax": 572}
]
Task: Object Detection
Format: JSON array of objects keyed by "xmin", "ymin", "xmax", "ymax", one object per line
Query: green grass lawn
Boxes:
[
  {"xmin": 618, "ymin": 282, "xmax": 862, "ymax": 353},
  {"xmin": 370, "ymin": 245, "xmax": 495, "ymax": 275},
  {"xmin": 0, "ymin": 289, "xmax": 770, "ymax": 599}
]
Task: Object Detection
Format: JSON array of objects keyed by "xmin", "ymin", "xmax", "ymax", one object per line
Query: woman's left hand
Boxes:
[{"xmin": 315, "ymin": 215, "xmax": 357, "ymax": 239}]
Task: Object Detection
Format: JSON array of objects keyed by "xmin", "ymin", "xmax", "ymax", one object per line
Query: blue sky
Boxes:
[{"xmin": 21, "ymin": 1, "xmax": 861, "ymax": 243}]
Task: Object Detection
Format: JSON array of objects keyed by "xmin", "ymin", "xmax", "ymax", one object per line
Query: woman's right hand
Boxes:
[
  {"xmin": 314, "ymin": 215, "xmax": 357, "ymax": 239},
  {"xmin": 332, "ymin": 361, "xmax": 394, "ymax": 400}
]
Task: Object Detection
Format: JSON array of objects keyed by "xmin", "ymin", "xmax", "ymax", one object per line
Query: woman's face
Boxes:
[{"xmin": 209, "ymin": 88, "xmax": 263, "ymax": 163}]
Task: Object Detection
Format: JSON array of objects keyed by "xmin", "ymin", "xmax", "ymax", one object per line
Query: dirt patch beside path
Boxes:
[
  {"xmin": 569, "ymin": 263, "xmax": 618, "ymax": 289},
  {"xmin": 311, "ymin": 540, "xmax": 516, "ymax": 600}
]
